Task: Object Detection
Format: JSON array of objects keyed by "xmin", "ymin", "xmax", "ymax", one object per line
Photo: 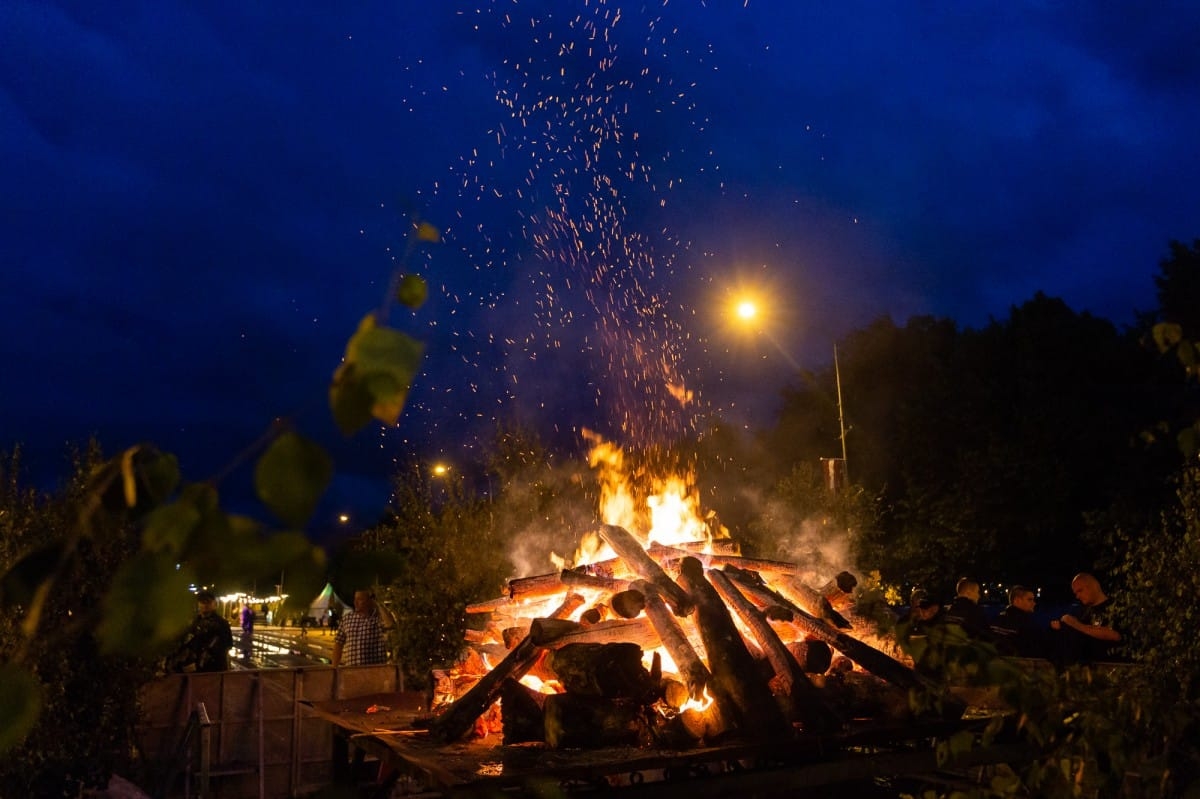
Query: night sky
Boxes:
[{"xmin": 3, "ymin": 1, "xmax": 1199, "ymax": 528}]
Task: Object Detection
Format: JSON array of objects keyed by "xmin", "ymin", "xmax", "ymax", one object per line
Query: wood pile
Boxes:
[{"xmin": 427, "ymin": 526, "xmax": 946, "ymax": 748}]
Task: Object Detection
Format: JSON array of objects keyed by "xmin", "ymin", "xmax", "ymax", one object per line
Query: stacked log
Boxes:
[{"xmin": 437, "ymin": 527, "xmax": 943, "ymax": 747}]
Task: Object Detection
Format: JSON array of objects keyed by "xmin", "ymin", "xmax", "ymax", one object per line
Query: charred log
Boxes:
[
  {"xmin": 430, "ymin": 635, "xmax": 542, "ymax": 743},
  {"xmin": 499, "ymin": 678, "xmax": 545, "ymax": 745},
  {"xmin": 787, "ymin": 638, "xmax": 833, "ymax": 675},
  {"xmin": 708, "ymin": 569, "xmax": 841, "ymax": 733},
  {"xmin": 543, "ymin": 694, "xmax": 649, "ymax": 749},
  {"xmin": 548, "ymin": 643, "xmax": 657, "ymax": 700},
  {"xmin": 636, "ymin": 582, "xmax": 710, "ymax": 700},
  {"xmin": 676, "ymin": 557, "xmax": 791, "ymax": 740},
  {"xmin": 725, "ymin": 570, "xmax": 927, "ymax": 694},
  {"xmin": 611, "ymin": 588, "xmax": 647, "ymax": 619}
]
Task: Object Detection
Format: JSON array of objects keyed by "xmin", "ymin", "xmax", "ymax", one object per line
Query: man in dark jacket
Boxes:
[
  {"xmin": 990, "ymin": 585, "xmax": 1049, "ymax": 658},
  {"xmin": 166, "ymin": 591, "xmax": 233, "ymax": 673},
  {"xmin": 942, "ymin": 578, "xmax": 992, "ymax": 641}
]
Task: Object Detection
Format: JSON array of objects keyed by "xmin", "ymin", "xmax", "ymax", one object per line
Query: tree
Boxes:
[
  {"xmin": 344, "ymin": 457, "xmax": 513, "ymax": 688},
  {"xmin": 0, "ymin": 444, "xmax": 152, "ymax": 797}
]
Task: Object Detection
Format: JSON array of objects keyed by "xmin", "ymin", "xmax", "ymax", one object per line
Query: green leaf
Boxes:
[
  {"xmin": 0, "ymin": 664, "xmax": 42, "ymax": 753},
  {"xmin": 254, "ymin": 431, "xmax": 333, "ymax": 528},
  {"xmin": 414, "ymin": 221, "xmax": 440, "ymax": 242},
  {"xmin": 396, "ymin": 273, "xmax": 428, "ymax": 309},
  {"xmin": 98, "ymin": 552, "xmax": 197, "ymax": 655},
  {"xmin": 330, "ymin": 313, "xmax": 424, "ymax": 433},
  {"xmin": 138, "ymin": 448, "xmax": 182, "ymax": 506},
  {"xmin": 947, "ymin": 729, "xmax": 975, "ymax": 758},
  {"xmin": 267, "ymin": 533, "xmax": 327, "ymax": 614},
  {"xmin": 0, "ymin": 543, "xmax": 64, "ymax": 608},
  {"xmin": 330, "ymin": 362, "xmax": 375, "ymax": 436},
  {"xmin": 141, "ymin": 498, "xmax": 203, "ymax": 556},
  {"xmin": 1178, "ymin": 338, "xmax": 1197, "ymax": 368},
  {"xmin": 1153, "ymin": 322, "xmax": 1183, "ymax": 353}
]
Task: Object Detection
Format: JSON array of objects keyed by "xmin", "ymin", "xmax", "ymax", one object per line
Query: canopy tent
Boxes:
[{"xmin": 308, "ymin": 582, "xmax": 346, "ymax": 618}]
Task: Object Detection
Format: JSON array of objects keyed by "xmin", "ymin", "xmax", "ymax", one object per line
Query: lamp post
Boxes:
[{"xmin": 729, "ymin": 291, "xmax": 848, "ymax": 489}]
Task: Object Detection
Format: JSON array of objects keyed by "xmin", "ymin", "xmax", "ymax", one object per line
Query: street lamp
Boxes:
[{"xmin": 727, "ymin": 289, "xmax": 849, "ymax": 488}]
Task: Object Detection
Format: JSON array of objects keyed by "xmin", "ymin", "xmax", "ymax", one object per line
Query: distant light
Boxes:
[
  {"xmin": 338, "ymin": 513, "xmax": 350, "ymax": 524},
  {"xmin": 735, "ymin": 300, "xmax": 758, "ymax": 321},
  {"xmin": 432, "ymin": 463, "xmax": 451, "ymax": 477}
]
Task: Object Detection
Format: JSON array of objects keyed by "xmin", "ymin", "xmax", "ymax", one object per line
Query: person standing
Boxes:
[
  {"xmin": 166, "ymin": 591, "xmax": 233, "ymax": 673},
  {"xmin": 239, "ymin": 601, "xmax": 256, "ymax": 663},
  {"xmin": 331, "ymin": 589, "xmax": 394, "ymax": 667},
  {"xmin": 990, "ymin": 585, "xmax": 1049, "ymax": 658}
]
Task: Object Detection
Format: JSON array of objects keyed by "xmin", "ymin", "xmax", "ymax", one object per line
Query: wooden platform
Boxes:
[{"xmin": 302, "ymin": 691, "xmax": 1032, "ymax": 797}]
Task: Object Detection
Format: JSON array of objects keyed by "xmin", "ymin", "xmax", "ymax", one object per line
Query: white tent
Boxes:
[{"xmin": 307, "ymin": 582, "xmax": 346, "ymax": 620}]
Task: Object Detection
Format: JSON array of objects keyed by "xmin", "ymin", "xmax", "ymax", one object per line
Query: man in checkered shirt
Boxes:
[{"xmin": 332, "ymin": 589, "xmax": 394, "ymax": 667}]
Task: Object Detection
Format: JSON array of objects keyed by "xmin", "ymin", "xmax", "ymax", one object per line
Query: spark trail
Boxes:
[{"xmin": 405, "ymin": 0, "xmax": 728, "ymax": 448}]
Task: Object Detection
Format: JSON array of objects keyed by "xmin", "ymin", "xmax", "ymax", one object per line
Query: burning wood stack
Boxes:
[{"xmin": 427, "ymin": 523, "xmax": 941, "ymax": 749}]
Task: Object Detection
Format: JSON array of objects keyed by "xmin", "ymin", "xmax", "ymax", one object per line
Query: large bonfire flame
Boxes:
[
  {"xmin": 553, "ymin": 431, "xmax": 725, "ymax": 571},
  {"xmin": 430, "ymin": 434, "xmax": 913, "ymax": 749}
]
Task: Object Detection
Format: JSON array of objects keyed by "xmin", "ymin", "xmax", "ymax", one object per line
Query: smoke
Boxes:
[{"xmin": 743, "ymin": 489, "xmax": 858, "ymax": 587}]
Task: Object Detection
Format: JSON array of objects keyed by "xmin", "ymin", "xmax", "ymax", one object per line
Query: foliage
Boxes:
[
  {"xmin": 347, "ymin": 458, "xmax": 513, "ymax": 689},
  {"xmin": 0, "ymin": 444, "xmax": 155, "ymax": 797},
  {"xmin": 0, "ymin": 217, "xmax": 440, "ymax": 795},
  {"xmin": 770, "ymin": 295, "xmax": 1172, "ymax": 596},
  {"xmin": 894, "ymin": 618, "xmax": 1184, "ymax": 799}
]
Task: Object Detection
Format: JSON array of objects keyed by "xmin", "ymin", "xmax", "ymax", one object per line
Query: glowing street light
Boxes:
[
  {"xmin": 431, "ymin": 463, "xmax": 451, "ymax": 478},
  {"xmin": 725, "ymin": 286, "xmax": 849, "ymax": 487}
]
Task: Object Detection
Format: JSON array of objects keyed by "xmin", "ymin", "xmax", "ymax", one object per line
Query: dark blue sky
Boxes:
[{"xmin": 3, "ymin": 1, "xmax": 1199, "ymax": 526}]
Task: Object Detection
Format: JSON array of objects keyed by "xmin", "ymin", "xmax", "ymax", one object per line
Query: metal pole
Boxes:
[{"xmin": 834, "ymin": 344, "xmax": 849, "ymax": 482}]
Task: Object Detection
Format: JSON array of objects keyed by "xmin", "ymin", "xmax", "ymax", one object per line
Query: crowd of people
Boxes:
[
  {"xmin": 902, "ymin": 572, "xmax": 1123, "ymax": 666},
  {"xmin": 162, "ymin": 586, "xmax": 395, "ymax": 673}
]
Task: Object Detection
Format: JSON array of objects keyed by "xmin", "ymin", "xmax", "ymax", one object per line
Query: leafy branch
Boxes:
[{"xmin": 0, "ymin": 218, "xmax": 440, "ymax": 758}]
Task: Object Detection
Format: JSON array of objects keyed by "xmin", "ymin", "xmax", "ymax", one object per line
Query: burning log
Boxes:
[
  {"xmin": 430, "ymin": 635, "xmax": 543, "ymax": 743},
  {"xmin": 548, "ymin": 642, "xmax": 657, "ymax": 700},
  {"xmin": 821, "ymin": 570, "xmax": 858, "ymax": 609},
  {"xmin": 560, "ymin": 569, "xmax": 631, "ymax": 594},
  {"xmin": 635, "ymin": 581, "xmax": 710, "ymax": 700},
  {"xmin": 788, "ymin": 638, "xmax": 834, "ymax": 674},
  {"xmin": 676, "ymin": 557, "xmax": 791, "ymax": 740},
  {"xmin": 778, "ymin": 577, "xmax": 852, "ymax": 629},
  {"xmin": 499, "ymin": 678, "xmax": 546, "ymax": 745},
  {"xmin": 550, "ymin": 592, "xmax": 586, "ymax": 619},
  {"xmin": 650, "ymin": 544, "xmax": 803, "ymax": 578},
  {"xmin": 508, "ymin": 572, "xmax": 566, "ymax": 602},
  {"xmin": 708, "ymin": 569, "xmax": 841, "ymax": 733},
  {"xmin": 725, "ymin": 570, "xmax": 927, "ymax": 694},
  {"xmin": 611, "ymin": 588, "xmax": 646, "ymax": 619},
  {"xmin": 599, "ymin": 525, "xmax": 694, "ymax": 616},
  {"xmin": 529, "ymin": 617, "xmax": 661, "ymax": 650},
  {"xmin": 667, "ymin": 538, "xmax": 742, "ymax": 555}
]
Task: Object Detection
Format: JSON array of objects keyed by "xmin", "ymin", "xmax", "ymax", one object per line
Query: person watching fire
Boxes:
[
  {"xmin": 1050, "ymin": 572, "xmax": 1120, "ymax": 664},
  {"xmin": 332, "ymin": 589, "xmax": 395, "ymax": 667}
]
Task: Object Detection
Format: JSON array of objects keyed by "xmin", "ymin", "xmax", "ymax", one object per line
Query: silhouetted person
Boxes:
[
  {"xmin": 1051, "ymin": 572, "xmax": 1120, "ymax": 664},
  {"xmin": 990, "ymin": 585, "xmax": 1049, "ymax": 658},
  {"xmin": 942, "ymin": 578, "xmax": 992, "ymax": 641},
  {"xmin": 166, "ymin": 591, "xmax": 233, "ymax": 673}
]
